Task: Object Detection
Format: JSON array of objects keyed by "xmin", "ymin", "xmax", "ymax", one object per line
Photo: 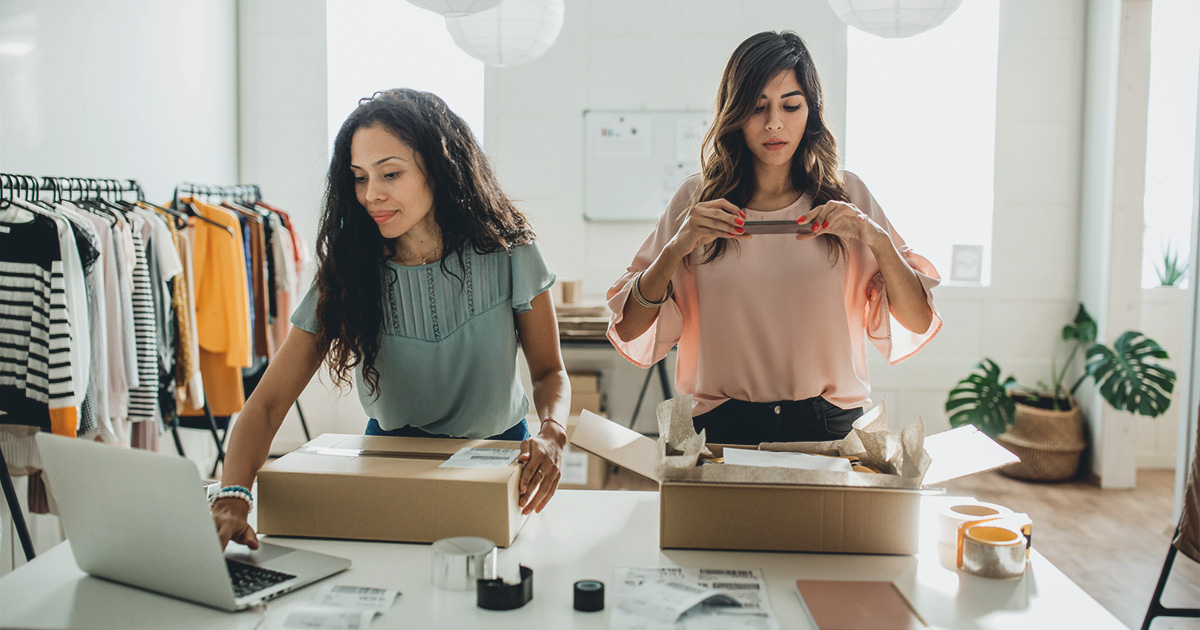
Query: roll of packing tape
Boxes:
[
  {"xmin": 432, "ymin": 536, "xmax": 497, "ymax": 591},
  {"xmin": 937, "ymin": 540, "xmax": 958, "ymax": 571},
  {"xmin": 477, "ymin": 565, "xmax": 534, "ymax": 610},
  {"xmin": 959, "ymin": 525, "xmax": 1027, "ymax": 580},
  {"xmin": 937, "ymin": 501, "xmax": 1013, "ymax": 546}
]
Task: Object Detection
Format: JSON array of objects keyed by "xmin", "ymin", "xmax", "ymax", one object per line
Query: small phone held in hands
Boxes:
[{"xmin": 740, "ymin": 219, "xmax": 814, "ymax": 235}]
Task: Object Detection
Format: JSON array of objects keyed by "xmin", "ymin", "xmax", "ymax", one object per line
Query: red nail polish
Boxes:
[
  {"xmin": 822, "ymin": 220, "xmax": 829, "ymax": 229},
  {"xmin": 798, "ymin": 215, "xmax": 806, "ymax": 223},
  {"xmin": 736, "ymin": 227, "xmax": 744, "ymax": 234},
  {"xmin": 735, "ymin": 218, "xmax": 744, "ymax": 226},
  {"xmin": 811, "ymin": 223, "xmax": 819, "ymax": 231},
  {"xmin": 739, "ymin": 210, "xmax": 746, "ymax": 218}
]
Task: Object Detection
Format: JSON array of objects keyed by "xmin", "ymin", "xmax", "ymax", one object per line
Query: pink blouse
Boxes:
[{"xmin": 606, "ymin": 171, "xmax": 942, "ymax": 416}]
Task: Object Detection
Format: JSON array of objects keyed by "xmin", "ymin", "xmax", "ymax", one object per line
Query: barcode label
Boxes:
[
  {"xmin": 331, "ymin": 586, "xmax": 384, "ymax": 595},
  {"xmin": 706, "ymin": 583, "xmax": 761, "ymax": 590},
  {"xmin": 699, "ymin": 569, "xmax": 757, "ymax": 578}
]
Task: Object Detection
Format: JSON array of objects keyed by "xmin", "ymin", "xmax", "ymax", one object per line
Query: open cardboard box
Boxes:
[
  {"xmin": 257, "ymin": 433, "xmax": 527, "ymax": 547},
  {"xmin": 569, "ymin": 398, "xmax": 1019, "ymax": 555}
]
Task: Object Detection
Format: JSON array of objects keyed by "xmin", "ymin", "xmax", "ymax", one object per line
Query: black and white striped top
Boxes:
[{"xmin": 0, "ymin": 213, "xmax": 75, "ymax": 432}]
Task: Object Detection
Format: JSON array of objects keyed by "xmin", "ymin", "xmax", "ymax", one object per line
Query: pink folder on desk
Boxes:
[{"xmin": 794, "ymin": 580, "xmax": 928, "ymax": 629}]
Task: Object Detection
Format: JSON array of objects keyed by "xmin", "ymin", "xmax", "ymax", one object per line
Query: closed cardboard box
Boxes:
[
  {"xmin": 257, "ymin": 434, "xmax": 528, "ymax": 547},
  {"xmin": 570, "ymin": 401, "xmax": 1018, "ymax": 555}
]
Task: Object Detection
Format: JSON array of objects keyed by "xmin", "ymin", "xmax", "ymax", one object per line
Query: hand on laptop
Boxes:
[{"xmin": 213, "ymin": 499, "xmax": 260, "ymax": 550}]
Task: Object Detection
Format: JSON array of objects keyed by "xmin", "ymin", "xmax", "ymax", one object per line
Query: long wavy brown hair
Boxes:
[
  {"xmin": 695, "ymin": 30, "xmax": 848, "ymax": 264},
  {"xmin": 314, "ymin": 89, "xmax": 535, "ymax": 397}
]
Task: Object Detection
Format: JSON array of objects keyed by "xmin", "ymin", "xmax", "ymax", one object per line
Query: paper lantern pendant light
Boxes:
[
  {"xmin": 445, "ymin": 0, "xmax": 565, "ymax": 68},
  {"xmin": 825, "ymin": 0, "xmax": 964, "ymax": 38},
  {"xmin": 406, "ymin": 0, "xmax": 501, "ymax": 17}
]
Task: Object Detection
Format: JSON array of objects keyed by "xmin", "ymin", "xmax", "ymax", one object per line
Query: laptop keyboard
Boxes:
[{"xmin": 226, "ymin": 559, "xmax": 296, "ymax": 598}]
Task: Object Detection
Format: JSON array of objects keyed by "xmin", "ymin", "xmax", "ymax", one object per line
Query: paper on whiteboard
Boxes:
[
  {"xmin": 612, "ymin": 567, "xmax": 780, "ymax": 630},
  {"xmin": 663, "ymin": 161, "xmax": 699, "ymax": 207},
  {"xmin": 439, "ymin": 447, "xmax": 519, "ymax": 468},
  {"xmin": 722, "ymin": 447, "xmax": 854, "ymax": 473},
  {"xmin": 594, "ymin": 115, "xmax": 652, "ymax": 158},
  {"xmin": 675, "ymin": 119, "xmax": 708, "ymax": 161}
]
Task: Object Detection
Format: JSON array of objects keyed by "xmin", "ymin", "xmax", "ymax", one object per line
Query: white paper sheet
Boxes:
[
  {"xmin": 612, "ymin": 567, "xmax": 780, "ymax": 630},
  {"xmin": 722, "ymin": 447, "xmax": 854, "ymax": 473},
  {"xmin": 439, "ymin": 447, "xmax": 520, "ymax": 468},
  {"xmin": 282, "ymin": 606, "xmax": 375, "ymax": 630},
  {"xmin": 312, "ymin": 585, "xmax": 399, "ymax": 612}
]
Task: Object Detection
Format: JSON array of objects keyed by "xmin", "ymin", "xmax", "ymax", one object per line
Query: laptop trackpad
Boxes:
[{"xmin": 226, "ymin": 542, "xmax": 293, "ymax": 565}]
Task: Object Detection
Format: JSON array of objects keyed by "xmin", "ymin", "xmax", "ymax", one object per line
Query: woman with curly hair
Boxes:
[
  {"xmin": 212, "ymin": 89, "xmax": 569, "ymax": 549},
  {"xmin": 608, "ymin": 31, "xmax": 942, "ymax": 445}
]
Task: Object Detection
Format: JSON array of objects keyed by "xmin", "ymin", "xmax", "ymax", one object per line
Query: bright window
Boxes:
[
  {"xmin": 1142, "ymin": 0, "xmax": 1199, "ymax": 289},
  {"xmin": 844, "ymin": 1, "xmax": 999, "ymax": 285},
  {"xmin": 326, "ymin": 1, "xmax": 484, "ymax": 151}
]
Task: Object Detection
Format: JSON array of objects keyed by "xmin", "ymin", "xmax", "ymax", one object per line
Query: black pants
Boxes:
[{"xmin": 692, "ymin": 396, "xmax": 863, "ymax": 445}]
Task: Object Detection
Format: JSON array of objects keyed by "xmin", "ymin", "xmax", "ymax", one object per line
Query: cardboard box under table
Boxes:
[
  {"xmin": 257, "ymin": 434, "xmax": 527, "ymax": 547},
  {"xmin": 570, "ymin": 399, "xmax": 1018, "ymax": 555}
]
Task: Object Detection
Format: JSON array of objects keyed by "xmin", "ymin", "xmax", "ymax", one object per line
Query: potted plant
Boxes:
[
  {"xmin": 1155, "ymin": 241, "xmax": 1188, "ymax": 288},
  {"xmin": 945, "ymin": 304, "xmax": 1177, "ymax": 481}
]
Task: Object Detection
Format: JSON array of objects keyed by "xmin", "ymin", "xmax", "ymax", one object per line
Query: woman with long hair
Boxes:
[
  {"xmin": 212, "ymin": 89, "xmax": 569, "ymax": 549},
  {"xmin": 608, "ymin": 31, "xmax": 941, "ymax": 445}
]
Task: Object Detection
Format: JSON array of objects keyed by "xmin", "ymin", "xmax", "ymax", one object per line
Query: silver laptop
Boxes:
[{"xmin": 36, "ymin": 433, "xmax": 351, "ymax": 611}]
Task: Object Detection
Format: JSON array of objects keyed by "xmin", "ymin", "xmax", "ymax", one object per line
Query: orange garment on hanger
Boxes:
[{"xmin": 179, "ymin": 198, "xmax": 251, "ymax": 417}]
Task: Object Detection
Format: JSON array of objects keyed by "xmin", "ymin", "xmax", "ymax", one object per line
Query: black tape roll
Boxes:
[
  {"xmin": 573, "ymin": 579, "xmax": 604, "ymax": 612},
  {"xmin": 477, "ymin": 565, "xmax": 534, "ymax": 611}
]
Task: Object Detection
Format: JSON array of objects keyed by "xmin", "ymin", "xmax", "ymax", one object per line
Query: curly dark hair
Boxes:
[
  {"xmin": 313, "ymin": 88, "xmax": 535, "ymax": 397},
  {"xmin": 696, "ymin": 30, "xmax": 849, "ymax": 265}
]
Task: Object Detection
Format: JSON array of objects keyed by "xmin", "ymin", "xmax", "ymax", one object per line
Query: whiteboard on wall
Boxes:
[{"xmin": 583, "ymin": 110, "xmax": 711, "ymax": 222}]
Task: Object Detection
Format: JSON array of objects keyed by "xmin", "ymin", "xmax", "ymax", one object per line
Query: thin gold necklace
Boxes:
[{"xmin": 396, "ymin": 242, "xmax": 440, "ymax": 265}]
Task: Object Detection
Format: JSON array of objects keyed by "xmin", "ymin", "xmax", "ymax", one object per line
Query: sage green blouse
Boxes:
[{"xmin": 291, "ymin": 242, "xmax": 555, "ymax": 438}]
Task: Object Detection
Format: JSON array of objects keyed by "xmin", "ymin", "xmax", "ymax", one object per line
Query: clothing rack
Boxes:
[
  {"xmin": 172, "ymin": 182, "xmax": 262, "ymax": 207},
  {"xmin": 170, "ymin": 181, "xmax": 310, "ymax": 476},
  {"xmin": 0, "ymin": 173, "xmax": 226, "ymax": 560}
]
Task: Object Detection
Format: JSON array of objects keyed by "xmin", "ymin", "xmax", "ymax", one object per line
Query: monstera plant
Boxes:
[
  {"xmin": 946, "ymin": 304, "xmax": 1176, "ymax": 437},
  {"xmin": 945, "ymin": 304, "xmax": 1176, "ymax": 481}
]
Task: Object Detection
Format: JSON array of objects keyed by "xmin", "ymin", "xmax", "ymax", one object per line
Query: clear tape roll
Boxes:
[
  {"xmin": 959, "ymin": 525, "xmax": 1027, "ymax": 579},
  {"xmin": 432, "ymin": 536, "xmax": 497, "ymax": 591},
  {"xmin": 937, "ymin": 501, "xmax": 1012, "ymax": 546}
]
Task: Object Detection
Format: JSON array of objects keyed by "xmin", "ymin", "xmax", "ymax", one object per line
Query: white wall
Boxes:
[
  {"xmin": 235, "ymin": 0, "xmax": 354, "ymax": 454},
  {"xmin": 0, "ymin": 0, "xmax": 238, "ymax": 201},
  {"xmin": 1077, "ymin": 0, "xmax": 1154, "ymax": 488},
  {"xmin": 484, "ymin": 0, "xmax": 1098, "ymax": 441},
  {"xmin": 0, "ymin": 0, "xmax": 239, "ymax": 572}
]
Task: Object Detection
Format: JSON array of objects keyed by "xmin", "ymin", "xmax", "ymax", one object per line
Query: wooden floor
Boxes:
[{"xmin": 944, "ymin": 469, "xmax": 1200, "ymax": 629}]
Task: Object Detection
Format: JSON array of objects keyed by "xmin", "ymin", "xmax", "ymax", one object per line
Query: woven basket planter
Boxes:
[{"xmin": 996, "ymin": 397, "xmax": 1086, "ymax": 482}]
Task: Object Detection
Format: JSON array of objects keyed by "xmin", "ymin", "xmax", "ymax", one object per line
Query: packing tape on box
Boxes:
[
  {"xmin": 958, "ymin": 525, "xmax": 1027, "ymax": 579},
  {"xmin": 937, "ymin": 501, "xmax": 1013, "ymax": 546},
  {"xmin": 432, "ymin": 536, "xmax": 497, "ymax": 591}
]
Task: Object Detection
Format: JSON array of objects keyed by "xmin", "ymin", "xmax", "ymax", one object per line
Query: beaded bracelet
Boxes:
[
  {"xmin": 632, "ymin": 272, "xmax": 673, "ymax": 308},
  {"xmin": 209, "ymin": 486, "xmax": 254, "ymax": 511}
]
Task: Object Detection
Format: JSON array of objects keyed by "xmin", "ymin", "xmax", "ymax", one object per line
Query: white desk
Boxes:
[{"xmin": 0, "ymin": 490, "xmax": 1124, "ymax": 629}]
